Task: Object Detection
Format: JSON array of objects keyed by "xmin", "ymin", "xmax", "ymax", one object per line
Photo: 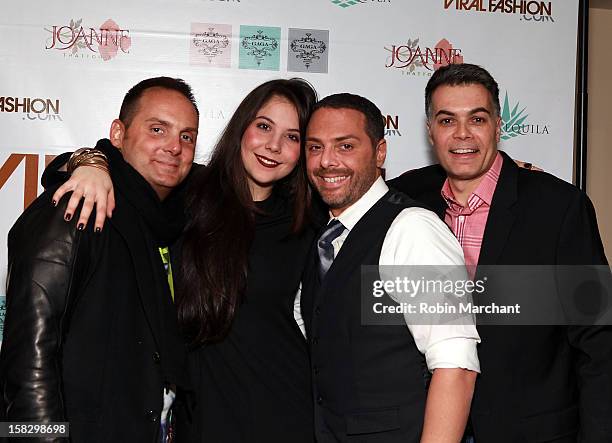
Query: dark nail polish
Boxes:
[
  {"xmin": 95, "ymin": 227, "xmax": 102, "ymax": 234},
  {"xmin": 77, "ymin": 223, "xmax": 85, "ymax": 231},
  {"xmin": 52, "ymin": 200, "xmax": 57, "ymax": 206},
  {"xmin": 65, "ymin": 214, "xmax": 72, "ymax": 221}
]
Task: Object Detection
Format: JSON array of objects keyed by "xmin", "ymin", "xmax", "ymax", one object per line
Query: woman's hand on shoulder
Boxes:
[{"xmin": 52, "ymin": 165, "xmax": 115, "ymax": 232}]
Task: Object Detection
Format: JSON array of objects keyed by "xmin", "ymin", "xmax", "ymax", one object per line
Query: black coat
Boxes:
[
  {"xmin": 388, "ymin": 151, "xmax": 612, "ymax": 443},
  {"xmin": 0, "ymin": 183, "xmax": 187, "ymax": 443}
]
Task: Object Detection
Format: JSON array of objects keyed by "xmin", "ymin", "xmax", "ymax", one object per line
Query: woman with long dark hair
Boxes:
[
  {"xmin": 176, "ymin": 79, "xmax": 317, "ymax": 442},
  {"xmin": 49, "ymin": 78, "xmax": 319, "ymax": 442}
]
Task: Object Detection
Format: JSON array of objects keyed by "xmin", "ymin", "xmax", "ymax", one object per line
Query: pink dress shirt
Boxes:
[{"xmin": 441, "ymin": 152, "xmax": 503, "ymax": 275}]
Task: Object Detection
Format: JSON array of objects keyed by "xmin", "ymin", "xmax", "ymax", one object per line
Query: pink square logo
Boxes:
[{"xmin": 190, "ymin": 23, "xmax": 232, "ymax": 68}]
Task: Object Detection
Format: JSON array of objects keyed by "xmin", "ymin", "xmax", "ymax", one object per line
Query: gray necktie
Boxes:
[{"xmin": 317, "ymin": 219, "xmax": 345, "ymax": 280}]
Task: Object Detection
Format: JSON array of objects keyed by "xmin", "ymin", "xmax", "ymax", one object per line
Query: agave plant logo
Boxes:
[
  {"xmin": 500, "ymin": 92, "xmax": 529, "ymax": 141},
  {"xmin": 331, "ymin": 0, "xmax": 362, "ymax": 8}
]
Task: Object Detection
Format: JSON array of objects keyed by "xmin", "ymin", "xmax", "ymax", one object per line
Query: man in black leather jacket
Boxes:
[{"xmin": 0, "ymin": 77, "xmax": 199, "ymax": 442}]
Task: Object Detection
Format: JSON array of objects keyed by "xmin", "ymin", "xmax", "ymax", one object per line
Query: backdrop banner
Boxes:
[{"xmin": 0, "ymin": 0, "xmax": 579, "ymax": 336}]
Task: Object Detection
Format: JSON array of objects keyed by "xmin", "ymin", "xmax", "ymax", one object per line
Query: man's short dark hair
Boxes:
[
  {"xmin": 313, "ymin": 93, "xmax": 385, "ymax": 147},
  {"xmin": 425, "ymin": 63, "xmax": 500, "ymax": 120},
  {"xmin": 119, "ymin": 77, "xmax": 199, "ymax": 127}
]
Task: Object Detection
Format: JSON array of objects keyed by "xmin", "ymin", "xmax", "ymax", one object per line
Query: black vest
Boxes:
[{"xmin": 301, "ymin": 190, "xmax": 429, "ymax": 443}]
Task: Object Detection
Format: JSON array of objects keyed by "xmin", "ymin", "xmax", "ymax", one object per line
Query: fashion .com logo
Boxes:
[
  {"xmin": 0, "ymin": 96, "xmax": 63, "ymax": 122},
  {"xmin": 45, "ymin": 18, "xmax": 131, "ymax": 61},
  {"xmin": 385, "ymin": 38, "xmax": 463, "ymax": 77},
  {"xmin": 500, "ymin": 92, "xmax": 549, "ymax": 140},
  {"xmin": 443, "ymin": 0, "xmax": 552, "ymax": 16},
  {"xmin": 521, "ymin": 12, "xmax": 554, "ymax": 23}
]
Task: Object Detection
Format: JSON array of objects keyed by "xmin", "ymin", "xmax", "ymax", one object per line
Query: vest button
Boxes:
[
  {"xmin": 313, "ymin": 366, "xmax": 320, "ymax": 375},
  {"xmin": 312, "ymin": 337, "xmax": 319, "ymax": 345},
  {"xmin": 315, "ymin": 306, "xmax": 321, "ymax": 315},
  {"xmin": 146, "ymin": 410, "xmax": 159, "ymax": 422},
  {"xmin": 317, "ymin": 396, "xmax": 323, "ymax": 405},
  {"xmin": 153, "ymin": 352, "xmax": 161, "ymax": 363}
]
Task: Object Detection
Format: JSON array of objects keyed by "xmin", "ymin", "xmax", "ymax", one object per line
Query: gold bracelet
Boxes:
[{"xmin": 67, "ymin": 148, "xmax": 109, "ymax": 174}]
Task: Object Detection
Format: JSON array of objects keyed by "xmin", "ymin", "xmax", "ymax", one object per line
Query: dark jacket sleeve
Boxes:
[
  {"xmin": 41, "ymin": 152, "xmax": 71, "ymax": 190},
  {"xmin": 0, "ymin": 191, "xmax": 84, "ymax": 435},
  {"xmin": 559, "ymin": 191, "xmax": 612, "ymax": 442}
]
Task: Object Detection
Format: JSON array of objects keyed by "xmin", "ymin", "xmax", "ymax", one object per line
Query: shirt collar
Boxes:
[
  {"xmin": 441, "ymin": 151, "xmax": 503, "ymax": 210},
  {"xmin": 328, "ymin": 176, "xmax": 388, "ymax": 231}
]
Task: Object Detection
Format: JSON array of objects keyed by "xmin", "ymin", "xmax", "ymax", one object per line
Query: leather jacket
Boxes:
[{"xmin": 1, "ymin": 191, "xmax": 82, "ymax": 440}]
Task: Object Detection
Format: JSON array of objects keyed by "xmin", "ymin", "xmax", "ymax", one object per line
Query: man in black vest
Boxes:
[
  {"xmin": 0, "ymin": 77, "xmax": 198, "ymax": 442},
  {"xmin": 301, "ymin": 93, "xmax": 481, "ymax": 442},
  {"xmin": 388, "ymin": 63, "xmax": 612, "ymax": 442}
]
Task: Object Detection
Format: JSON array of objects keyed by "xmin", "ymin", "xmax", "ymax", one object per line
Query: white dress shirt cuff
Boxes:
[{"xmin": 425, "ymin": 337, "xmax": 481, "ymax": 373}]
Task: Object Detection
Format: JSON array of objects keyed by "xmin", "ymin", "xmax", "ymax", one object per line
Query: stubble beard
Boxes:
[{"xmin": 316, "ymin": 163, "xmax": 379, "ymax": 212}]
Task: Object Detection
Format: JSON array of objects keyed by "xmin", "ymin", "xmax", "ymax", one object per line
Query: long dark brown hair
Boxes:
[{"xmin": 177, "ymin": 78, "xmax": 317, "ymax": 346}]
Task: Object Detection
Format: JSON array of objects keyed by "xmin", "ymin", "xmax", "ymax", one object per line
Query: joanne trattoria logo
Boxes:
[
  {"xmin": 45, "ymin": 18, "xmax": 131, "ymax": 61},
  {"xmin": 385, "ymin": 38, "xmax": 463, "ymax": 76},
  {"xmin": 500, "ymin": 92, "xmax": 549, "ymax": 140}
]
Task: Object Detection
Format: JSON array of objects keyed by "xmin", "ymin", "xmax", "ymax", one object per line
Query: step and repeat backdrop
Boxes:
[{"xmin": 0, "ymin": 0, "xmax": 579, "ymax": 335}]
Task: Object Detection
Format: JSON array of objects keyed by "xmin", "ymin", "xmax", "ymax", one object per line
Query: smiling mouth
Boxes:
[
  {"xmin": 155, "ymin": 160, "xmax": 180, "ymax": 168},
  {"xmin": 450, "ymin": 148, "xmax": 479, "ymax": 154},
  {"xmin": 255, "ymin": 153, "xmax": 280, "ymax": 168},
  {"xmin": 318, "ymin": 175, "xmax": 350, "ymax": 186},
  {"xmin": 323, "ymin": 176, "xmax": 348, "ymax": 183}
]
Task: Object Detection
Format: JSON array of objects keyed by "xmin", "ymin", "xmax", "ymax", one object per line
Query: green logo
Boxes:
[
  {"xmin": 331, "ymin": 0, "xmax": 362, "ymax": 8},
  {"xmin": 239, "ymin": 26, "xmax": 281, "ymax": 71},
  {"xmin": 500, "ymin": 92, "xmax": 529, "ymax": 141}
]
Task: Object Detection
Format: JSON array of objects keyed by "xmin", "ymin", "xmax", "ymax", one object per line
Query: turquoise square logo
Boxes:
[
  {"xmin": 331, "ymin": 0, "xmax": 361, "ymax": 8},
  {"xmin": 239, "ymin": 26, "xmax": 281, "ymax": 71}
]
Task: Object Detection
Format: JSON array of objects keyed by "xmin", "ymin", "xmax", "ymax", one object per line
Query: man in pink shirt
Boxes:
[{"xmin": 389, "ymin": 63, "xmax": 612, "ymax": 443}]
